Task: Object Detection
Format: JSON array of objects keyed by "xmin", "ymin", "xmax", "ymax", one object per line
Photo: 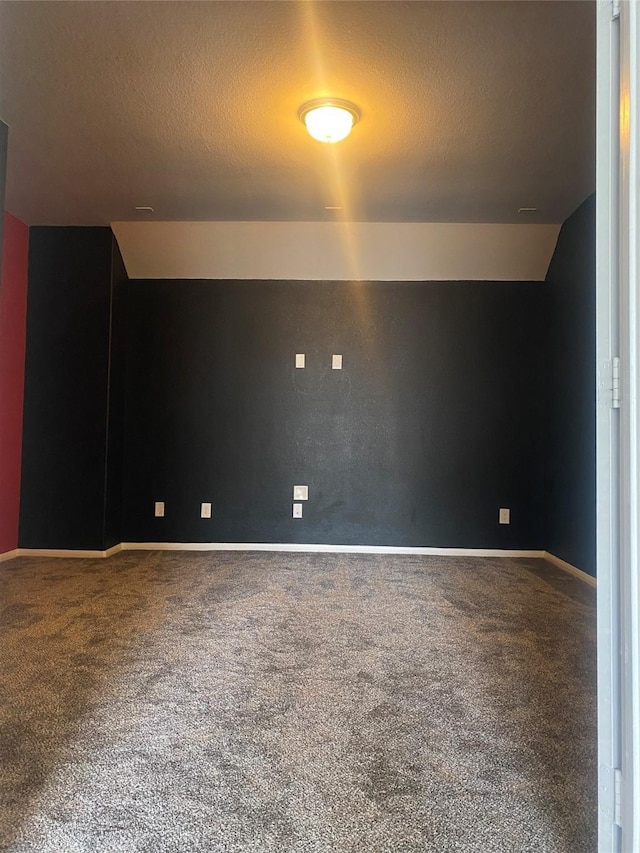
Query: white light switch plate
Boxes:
[
  {"xmin": 295, "ymin": 353, "xmax": 305, "ymax": 368},
  {"xmin": 499, "ymin": 508, "xmax": 510, "ymax": 524},
  {"xmin": 332, "ymin": 354, "xmax": 343, "ymax": 370},
  {"xmin": 293, "ymin": 503, "xmax": 303, "ymax": 518},
  {"xmin": 154, "ymin": 501, "xmax": 165, "ymax": 518},
  {"xmin": 293, "ymin": 485, "xmax": 309, "ymax": 501},
  {"xmin": 201, "ymin": 502, "xmax": 212, "ymax": 518}
]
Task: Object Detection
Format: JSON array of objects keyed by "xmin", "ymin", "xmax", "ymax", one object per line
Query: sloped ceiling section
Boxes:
[
  {"xmin": 112, "ymin": 221, "xmax": 561, "ymax": 281},
  {"xmin": 0, "ymin": 1, "xmax": 595, "ymax": 227}
]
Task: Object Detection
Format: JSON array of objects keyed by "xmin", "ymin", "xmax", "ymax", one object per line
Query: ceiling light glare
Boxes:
[{"xmin": 299, "ymin": 99, "xmax": 360, "ymax": 144}]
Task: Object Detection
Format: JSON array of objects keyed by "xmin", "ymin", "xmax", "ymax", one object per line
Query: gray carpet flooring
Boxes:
[{"xmin": 0, "ymin": 552, "xmax": 596, "ymax": 852}]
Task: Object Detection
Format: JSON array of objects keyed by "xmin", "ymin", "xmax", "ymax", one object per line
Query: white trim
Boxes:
[
  {"xmin": 104, "ymin": 543, "xmax": 123, "ymax": 557},
  {"xmin": 0, "ymin": 549, "xmax": 19, "ymax": 563},
  {"xmin": 3, "ymin": 543, "xmax": 596, "ymax": 591},
  {"xmin": 120, "ymin": 541, "xmax": 545, "ymax": 557},
  {"xmin": 542, "ymin": 550, "xmax": 597, "ymax": 588},
  {"xmin": 596, "ymin": 2, "xmax": 623, "ymax": 849},
  {"xmin": 617, "ymin": 2, "xmax": 640, "ymax": 847},
  {"xmin": 16, "ymin": 544, "xmax": 122, "ymax": 559}
]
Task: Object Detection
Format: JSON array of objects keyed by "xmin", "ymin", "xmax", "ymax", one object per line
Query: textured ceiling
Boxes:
[{"xmin": 0, "ymin": 1, "xmax": 595, "ymax": 226}]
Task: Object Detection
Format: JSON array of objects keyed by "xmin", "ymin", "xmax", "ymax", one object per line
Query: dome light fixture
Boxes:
[{"xmin": 299, "ymin": 98, "xmax": 360, "ymax": 143}]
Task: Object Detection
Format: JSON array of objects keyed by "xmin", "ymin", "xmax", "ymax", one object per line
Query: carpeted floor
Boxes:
[{"xmin": 0, "ymin": 551, "xmax": 596, "ymax": 853}]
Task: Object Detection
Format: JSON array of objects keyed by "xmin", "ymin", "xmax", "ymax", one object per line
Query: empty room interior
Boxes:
[{"xmin": 0, "ymin": 1, "xmax": 598, "ymax": 851}]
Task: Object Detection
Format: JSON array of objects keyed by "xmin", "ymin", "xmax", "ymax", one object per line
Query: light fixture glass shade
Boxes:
[{"xmin": 299, "ymin": 100, "xmax": 360, "ymax": 143}]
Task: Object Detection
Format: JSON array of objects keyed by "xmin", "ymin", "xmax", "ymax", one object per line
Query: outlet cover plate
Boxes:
[{"xmin": 293, "ymin": 485, "xmax": 309, "ymax": 501}]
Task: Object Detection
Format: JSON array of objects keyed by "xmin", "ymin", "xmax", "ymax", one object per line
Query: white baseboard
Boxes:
[
  {"xmin": 104, "ymin": 543, "xmax": 123, "ymax": 557},
  {"xmin": 0, "ymin": 542, "xmax": 596, "ymax": 587},
  {"xmin": 0, "ymin": 549, "xmax": 19, "ymax": 563},
  {"xmin": 121, "ymin": 542, "xmax": 546, "ymax": 558},
  {"xmin": 542, "ymin": 551, "xmax": 596, "ymax": 587},
  {"xmin": 15, "ymin": 543, "xmax": 122, "ymax": 560}
]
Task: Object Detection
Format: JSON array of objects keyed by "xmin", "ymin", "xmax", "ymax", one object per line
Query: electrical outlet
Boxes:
[
  {"xmin": 154, "ymin": 501, "xmax": 165, "ymax": 518},
  {"xmin": 293, "ymin": 503, "xmax": 303, "ymax": 518},
  {"xmin": 295, "ymin": 353, "xmax": 305, "ymax": 368},
  {"xmin": 332, "ymin": 354, "xmax": 343, "ymax": 370},
  {"xmin": 499, "ymin": 508, "xmax": 510, "ymax": 524},
  {"xmin": 201, "ymin": 502, "xmax": 212, "ymax": 519},
  {"xmin": 293, "ymin": 485, "xmax": 309, "ymax": 501}
]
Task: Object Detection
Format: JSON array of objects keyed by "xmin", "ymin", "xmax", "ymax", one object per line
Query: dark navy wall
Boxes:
[
  {"xmin": 17, "ymin": 216, "xmax": 598, "ymax": 557},
  {"xmin": 122, "ymin": 279, "xmax": 549, "ymax": 547},
  {"xmin": 545, "ymin": 195, "xmax": 596, "ymax": 575},
  {"xmin": 103, "ymin": 238, "xmax": 128, "ymax": 548},
  {"xmin": 20, "ymin": 227, "xmax": 127, "ymax": 549}
]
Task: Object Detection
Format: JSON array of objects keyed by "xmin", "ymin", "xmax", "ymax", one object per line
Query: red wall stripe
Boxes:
[{"xmin": 0, "ymin": 212, "xmax": 29, "ymax": 554}]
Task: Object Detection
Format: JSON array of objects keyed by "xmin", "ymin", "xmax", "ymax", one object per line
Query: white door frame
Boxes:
[
  {"xmin": 597, "ymin": 2, "xmax": 640, "ymax": 850},
  {"xmin": 596, "ymin": 2, "xmax": 621, "ymax": 850},
  {"xmin": 618, "ymin": 1, "xmax": 640, "ymax": 849}
]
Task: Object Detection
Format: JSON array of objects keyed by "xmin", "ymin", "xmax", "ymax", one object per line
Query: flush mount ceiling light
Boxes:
[{"xmin": 298, "ymin": 99, "xmax": 360, "ymax": 143}]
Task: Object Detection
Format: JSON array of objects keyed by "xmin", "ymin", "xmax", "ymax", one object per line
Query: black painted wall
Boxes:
[
  {"xmin": 20, "ymin": 227, "xmax": 127, "ymax": 549},
  {"xmin": 18, "ymin": 217, "xmax": 598, "ymax": 558},
  {"xmin": 545, "ymin": 195, "xmax": 596, "ymax": 576},
  {"xmin": 103, "ymin": 238, "xmax": 128, "ymax": 548},
  {"xmin": 122, "ymin": 279, "xmax": 549, "ymax": 547}
]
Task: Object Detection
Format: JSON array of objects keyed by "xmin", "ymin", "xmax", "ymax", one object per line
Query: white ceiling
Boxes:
[{"xmin": 0, "ymin": 1, "xmax": 595, "ymax": 226}]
